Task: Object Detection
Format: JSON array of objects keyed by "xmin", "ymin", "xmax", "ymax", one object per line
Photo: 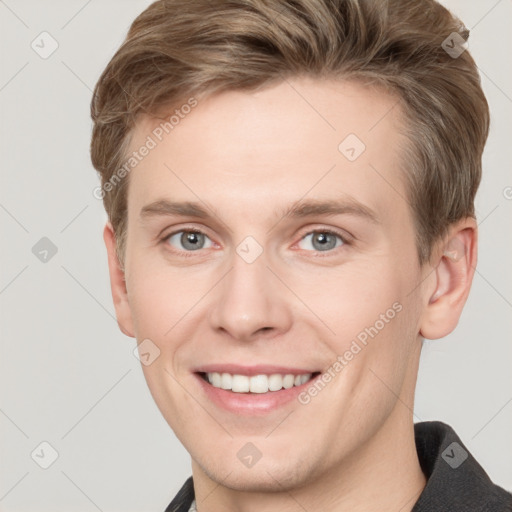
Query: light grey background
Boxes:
[{"xmin": 0, "ymin": 0, "xmax": 511, "ymax": 510}]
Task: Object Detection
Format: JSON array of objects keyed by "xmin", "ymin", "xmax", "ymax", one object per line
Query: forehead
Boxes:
[{"xmin": 126, "ymin": 77, "xmax": 408, "ymax": 223}]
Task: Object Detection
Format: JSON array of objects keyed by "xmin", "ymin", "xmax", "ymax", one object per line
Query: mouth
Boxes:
[
  {"xmin": 192, "ymin": 364, "xmax": 323, "ymax": 414},
  {"xmin": 197, "ymin": 371, "xmax": 321, "ymax": 394}
]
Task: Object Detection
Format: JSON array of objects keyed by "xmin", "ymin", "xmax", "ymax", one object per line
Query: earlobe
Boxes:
[
  {"xmin": 103, "ymin": 222, "xmax": 135, "ymax": 338},
  {"xmin": 419, "ymin": 222, "xmax": 477, "ymax": 340}
]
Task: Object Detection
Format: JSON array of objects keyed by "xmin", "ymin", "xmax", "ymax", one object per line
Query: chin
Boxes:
[{"xmin": 196, "ymin": 450, "xmax": 319, "ymax": 493}]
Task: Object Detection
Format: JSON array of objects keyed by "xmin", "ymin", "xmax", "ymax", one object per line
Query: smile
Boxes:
[
  {"xmin": 193, "ymin": 365, "xmax": 323, "ymax": 414},
  {"xmin": 201, "ymin": 371, "xmax": 319, "ymax": 393}
]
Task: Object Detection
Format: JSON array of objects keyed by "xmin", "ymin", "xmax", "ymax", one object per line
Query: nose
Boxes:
[{"xmin": 208, "ymin": 249, "xmax": 293, "ymax": 342}]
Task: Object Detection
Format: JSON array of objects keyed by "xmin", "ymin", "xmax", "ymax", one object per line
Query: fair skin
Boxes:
[{"xmin": 103, "ymin": 78, "xmax": 477, "ymax": 511}]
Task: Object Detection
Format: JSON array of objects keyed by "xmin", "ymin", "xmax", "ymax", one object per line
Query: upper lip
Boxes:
[{"xmin": 193, "ymin": 364, "xmax": 320, "ymax": 376}]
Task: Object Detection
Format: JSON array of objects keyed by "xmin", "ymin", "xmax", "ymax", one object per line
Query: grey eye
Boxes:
[
  {"xmin": 298, "ymin": 232, "xmax": 343, "ymax": 252},
  {"xmin": 167, "ymin": 231, "xmax": 213, "ymax": 251}
]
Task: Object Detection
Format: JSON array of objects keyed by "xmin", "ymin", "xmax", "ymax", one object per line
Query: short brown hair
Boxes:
[{"xmin": 90, "ymin": 0, "xmax": 489, "ymax": 267}]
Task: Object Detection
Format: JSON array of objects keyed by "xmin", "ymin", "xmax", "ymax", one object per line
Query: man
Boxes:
[{"xmin": 90, "ymin": 0, "xmax": 512, "ymax": 510}]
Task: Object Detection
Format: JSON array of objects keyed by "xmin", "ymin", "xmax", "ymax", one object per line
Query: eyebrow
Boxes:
[
  {"xmin": 140, "ymin": 200, "xmax": 210, "ymax": 219},
  {"xmin": 139, "ymin": 198, "xmax": 379, "ymax": 224}
]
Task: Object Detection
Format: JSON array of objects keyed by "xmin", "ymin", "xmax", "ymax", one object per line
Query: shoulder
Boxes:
[
  {"xmin": 413, "ymin": 421, "xmax": 512, "ymax": 512},
  {"xmin": 164, "ymin": 476, "xmax": 195, "ymax": 512}
]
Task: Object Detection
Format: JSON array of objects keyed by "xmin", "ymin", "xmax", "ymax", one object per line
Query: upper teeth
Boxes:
[{"xmin": 206, "ymin": 372, "xmax": 313, "ymax": 393}]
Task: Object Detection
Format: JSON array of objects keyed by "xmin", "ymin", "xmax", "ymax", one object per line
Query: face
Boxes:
[{"xmin": 113, "ymin": 78, "xmax": 432, "ymax": 491}]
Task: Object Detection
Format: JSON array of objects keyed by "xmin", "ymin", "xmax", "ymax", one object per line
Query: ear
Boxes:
[
  {"xmin": 103, "ymin": 222, "xmax": 135, "ymax": 338},
  {"xmin": 419, "ymin": 219, "xmax": 477, "ymax": 340}
]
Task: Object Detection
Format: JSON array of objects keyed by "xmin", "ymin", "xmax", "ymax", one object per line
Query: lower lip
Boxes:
[{"xmin": 194, "ymin": 373, "xmax": 321, "ymax": 415}]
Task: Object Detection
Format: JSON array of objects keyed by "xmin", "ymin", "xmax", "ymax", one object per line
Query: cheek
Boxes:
[
  {"xmin": 290, "ymin": 262, "xmax": 404, "ymax": 342},
  {"xmin": 290, "ymin": 259, "xmax": 419, "ymax": 404},
  {"xmin": 126, "ymin": 257, "xmax": 204, "ymax": 340}
]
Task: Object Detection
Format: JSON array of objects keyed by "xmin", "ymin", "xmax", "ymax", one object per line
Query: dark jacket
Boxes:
[{"xmin": 165, "ymin": 421, "xmax": 512, "ymax": 511}]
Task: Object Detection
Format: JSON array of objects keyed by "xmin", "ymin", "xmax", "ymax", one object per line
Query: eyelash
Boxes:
[{"xmin": 159, "ymin": 226, "xmax": 351, "ymax": 258}]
